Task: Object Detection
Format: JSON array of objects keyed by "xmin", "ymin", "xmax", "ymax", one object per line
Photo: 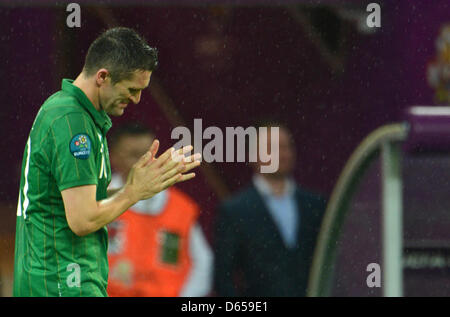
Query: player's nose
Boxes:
[{"xmin": 129, "ymin": 91, "xmax": 141, "ymax": 104}]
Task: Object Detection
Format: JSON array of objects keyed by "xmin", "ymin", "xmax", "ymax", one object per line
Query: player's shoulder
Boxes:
[
  {"xmin": 41, "ymin": 90, "xmax": 85, "ymax": 116},
  {"xmin": 29, "ymin": 95, "xmax": 95, "ymax": 146},
  {"xmin": 36, "ymin": 91, "xmax": 94, "ymax": 129}
]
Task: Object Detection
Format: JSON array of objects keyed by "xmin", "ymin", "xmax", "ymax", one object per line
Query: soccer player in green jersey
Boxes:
[{"xmin": 13, "ymin": 27, "xmax": 201, "ymax": 297}]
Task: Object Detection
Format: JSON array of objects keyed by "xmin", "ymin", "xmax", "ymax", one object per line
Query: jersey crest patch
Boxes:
[{"xmin": 69, "ymin": 133, "xmax": 92, "ymax": 159}]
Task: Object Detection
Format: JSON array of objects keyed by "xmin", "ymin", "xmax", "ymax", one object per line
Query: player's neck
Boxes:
[{"xmin": 73, "ymin": 73, "xmax": 101, "ymax": 111}]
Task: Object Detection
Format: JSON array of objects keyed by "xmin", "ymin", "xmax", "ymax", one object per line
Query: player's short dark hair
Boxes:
[
  {"xmin": 83, "ymin": 27, "xmax": 158, "ymax": 84},
  {"xmin": 109, "ymin": 122, "xmax": 155, "ymax": 150}
]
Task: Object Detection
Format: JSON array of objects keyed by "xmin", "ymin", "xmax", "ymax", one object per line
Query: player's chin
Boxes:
[{"xmin": 110, "ymin": 106, "xmax": 126, "ymax": 117}]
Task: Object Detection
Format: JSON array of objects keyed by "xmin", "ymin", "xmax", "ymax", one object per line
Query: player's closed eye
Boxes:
[{"xmin": 129, "ymin": 88, "xmax": 140, "ymax": 95}]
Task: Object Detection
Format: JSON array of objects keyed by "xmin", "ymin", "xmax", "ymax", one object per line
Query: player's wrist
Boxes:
[{"xmin": 122, "ymin": 183, "xmax": 140, "ymax": 206}]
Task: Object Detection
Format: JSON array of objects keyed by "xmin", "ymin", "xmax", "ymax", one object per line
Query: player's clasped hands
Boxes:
[{"xmin": 125, "ymin": 139, "xmax": 202, "ymax": 202}]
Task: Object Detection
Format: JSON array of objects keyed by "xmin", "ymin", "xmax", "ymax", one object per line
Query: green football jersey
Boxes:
[{"xmin": 13, "ymin": 79, "xmax": 112, "ymax": 297}]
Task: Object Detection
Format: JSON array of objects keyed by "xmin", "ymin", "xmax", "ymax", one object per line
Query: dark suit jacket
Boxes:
[{"xmin": 213, "ymin": 182, "xmax": 326, "ymax": 297}]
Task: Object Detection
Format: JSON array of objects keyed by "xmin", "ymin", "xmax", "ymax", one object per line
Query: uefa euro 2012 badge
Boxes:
[{"xmin": 69, "ymin": 133, "xmax": 92, "ymax": 159}]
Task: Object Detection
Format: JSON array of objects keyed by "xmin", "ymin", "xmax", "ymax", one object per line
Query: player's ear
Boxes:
[{"xmin": 95, "ymin": 69, "xmax": 110, "ymax": 87}]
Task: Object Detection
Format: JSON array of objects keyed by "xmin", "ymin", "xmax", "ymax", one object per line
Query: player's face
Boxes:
[
  {"xmin": 100, "ymin": 70, "xmax": 152, "ymax": 116},
  {"xmin": 110, "ymin": 133, "xmax": 154, "ymax": 178}
]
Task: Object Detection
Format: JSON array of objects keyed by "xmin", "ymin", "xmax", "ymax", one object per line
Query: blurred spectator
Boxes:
[
  {"xmin": 427, "ymin": 23, "xmax": 450, "ymax": 104},
  {"xmin": 213, "ymin": 121, "xmax": 327, "ymax": 296},
  {"xmin": 106, "ymin": 123, "xmax": 213, "ymax": 297}
]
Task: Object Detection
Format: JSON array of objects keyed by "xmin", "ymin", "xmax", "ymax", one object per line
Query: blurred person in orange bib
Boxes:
[{"xmin": 107, "ymin": 123, "xmax": 213, "ymax": 297}]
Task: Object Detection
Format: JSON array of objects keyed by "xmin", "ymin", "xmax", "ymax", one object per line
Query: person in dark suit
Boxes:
[{"xmin": 213, "ymin": 121, "xmax": 327, "ymax": 296}]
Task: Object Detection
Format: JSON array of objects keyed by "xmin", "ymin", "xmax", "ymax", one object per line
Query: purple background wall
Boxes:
[{"xmin": 0, "ymin": 0, "xmax": 449, "ymax": 295}]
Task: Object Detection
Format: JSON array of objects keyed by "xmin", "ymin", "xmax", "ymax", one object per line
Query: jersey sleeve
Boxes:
[{"xmin": 49, "ymin": 112, "xmax": 98, "ymax": 191}]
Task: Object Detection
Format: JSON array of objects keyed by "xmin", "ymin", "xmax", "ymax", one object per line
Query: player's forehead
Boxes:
[{"xmin": 118, "ymin": 70, "xmax": 152, "ymax": 90}]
